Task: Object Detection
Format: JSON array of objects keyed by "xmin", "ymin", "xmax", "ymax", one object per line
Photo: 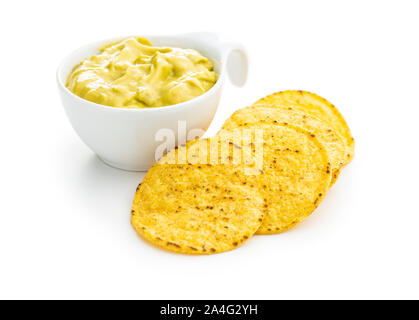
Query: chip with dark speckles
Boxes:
[
  {"xmin": 131, "ymin": 137, "xmax": 265, "ymax": 255},
  {"xmin": 218, "ymin": 123, "xmax": 332, "ymax": 234}
]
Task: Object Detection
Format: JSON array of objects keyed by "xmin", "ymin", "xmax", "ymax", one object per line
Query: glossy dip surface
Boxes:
[{"xmin": 66, "ymin": 37, "xmax": 217, "ymax": 108}]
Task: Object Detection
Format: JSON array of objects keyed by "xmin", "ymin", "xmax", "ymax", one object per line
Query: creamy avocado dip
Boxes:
[{"xmin": 66, "ymin": 37, "xmax": 217, "ymax": 108}]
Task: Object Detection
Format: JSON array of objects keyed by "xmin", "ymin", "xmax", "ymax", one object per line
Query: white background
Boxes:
[{"xmin": 1, "ymin": 0, "xmax": 418, "ymax": 300}]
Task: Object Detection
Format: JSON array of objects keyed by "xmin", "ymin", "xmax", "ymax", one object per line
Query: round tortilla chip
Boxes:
[
  {"xmin": 219, "ymin": 122, "xmax": 331, "ymax": 234},
  {"xmin": 253, "ymin": 90, "xmax": 354, "ymax": 165},
  {"xmin": 221, "ymin": 105, "xmax": 346, "ymax": 185},
  {"xmin": 131, "ymin": 139, "xmax": 265, "ymax": 255}
]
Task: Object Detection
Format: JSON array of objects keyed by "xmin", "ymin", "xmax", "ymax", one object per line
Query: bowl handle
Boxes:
[{"xmin": 221, "ymin": 42, "xmax": 248, "ymax": 87}]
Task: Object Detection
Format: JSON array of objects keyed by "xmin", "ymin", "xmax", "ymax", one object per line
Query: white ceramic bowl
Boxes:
[{"xmin": 57, "ymin": 33, "xmax": 248, "ymax": 171}]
